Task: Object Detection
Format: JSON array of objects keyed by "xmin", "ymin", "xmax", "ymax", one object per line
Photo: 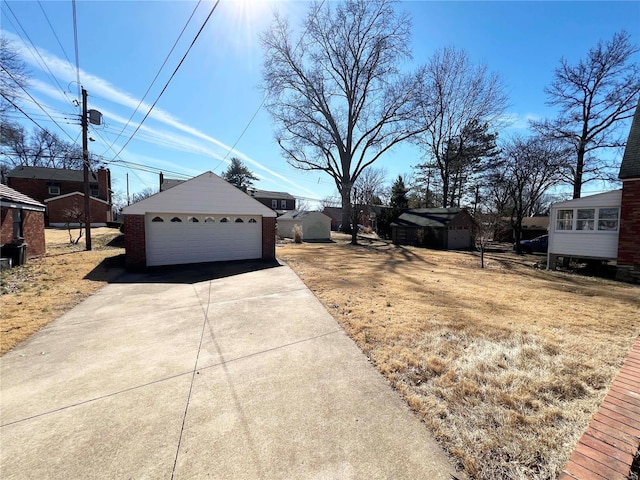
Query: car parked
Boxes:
[{"xmin": 515, "ymin": 234, "xmax": 548, "ymax": 254}]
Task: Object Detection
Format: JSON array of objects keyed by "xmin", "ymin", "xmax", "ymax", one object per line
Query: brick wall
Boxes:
[
  {"xmin": 262, "ymin": 216, "xmax": 276, "ymax": 259},
  {"xmin": 9, "ymin": 171, "xmax": 110, "ymax": 204},
  {"xmin": 97, "ymin": 168, "xmax": 111, "ymax": 204},
  {"xmin": 0, "ymin": 207, "xmax": 45, "ymax": 258},
  {"xmin": 617, "ymin": 179, "xmax": 640, "ymax": 267},
  {"xmin": 46, "ymin": 194, "xmax": 112, "ymax": 224},
  {"xmin": 124, "ymin": 214, "xmax": 146, "ymax": 269}
]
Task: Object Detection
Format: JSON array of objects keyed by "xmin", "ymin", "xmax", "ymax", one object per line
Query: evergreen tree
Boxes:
[{"xmin": 222, "ymin": 157, "xmax": 258, "ymax": 191}]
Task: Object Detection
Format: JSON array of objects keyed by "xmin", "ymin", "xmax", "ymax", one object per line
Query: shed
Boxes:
[
  {"xmin": 277, "ymin": 210, "xmax": 331, "ymax": 241},
  {"xmin": 0, "ymin": 184, "xmax": 46, "ymax": 266},
  {"xmin": 391, "ymin": 208, "xmax": 474, "ymax": 250},
  {"xmin": 547, "ymin": 190, "xmax": 622, "ymax": 266},
  {"xmin": 122, "ymin": 172, "xmax": 277, "ymax": 268}
]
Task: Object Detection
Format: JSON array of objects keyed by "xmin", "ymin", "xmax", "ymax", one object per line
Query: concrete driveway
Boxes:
[{"xmin": 1, "ymin": 261, "xmax": 457, "ymax": 479}]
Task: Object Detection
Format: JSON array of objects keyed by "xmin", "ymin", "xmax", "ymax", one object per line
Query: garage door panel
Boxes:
[{"xmin": 145, "ymin": 214, "xmax": 262, "ymax": 266}]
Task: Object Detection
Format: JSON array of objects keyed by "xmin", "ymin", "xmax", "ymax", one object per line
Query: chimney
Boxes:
[{"xmin": 159, "ymin": 172, "xmax": 164, "ymax": 191}]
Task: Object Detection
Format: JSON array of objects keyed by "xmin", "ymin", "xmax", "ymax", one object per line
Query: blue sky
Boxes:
[{"xmin": 2, "ymin": 0, "xmax": 639, "ymax": 207}]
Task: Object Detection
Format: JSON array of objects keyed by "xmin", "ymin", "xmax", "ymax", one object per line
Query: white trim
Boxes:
[
  {"xmin": 44, "ymin": 191, "xmax": 111, "ymax": 205},
  {"xmin": 0, "ymin": 201, "xmax": 45, "ymax": 212}
]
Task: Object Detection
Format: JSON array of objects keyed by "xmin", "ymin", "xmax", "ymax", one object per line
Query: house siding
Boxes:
[
  {"xmin": 0, "ymin": 207, "xmax": 45, "ymax": 258},
  {"xmin": 124, "ymin": 215, "xmax": 146, "ymax": 269}
]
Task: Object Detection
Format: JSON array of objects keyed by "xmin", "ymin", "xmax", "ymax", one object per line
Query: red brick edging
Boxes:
[{"xmin": 559, "ymin": 338, "xmax": 640, "ymax": 480}]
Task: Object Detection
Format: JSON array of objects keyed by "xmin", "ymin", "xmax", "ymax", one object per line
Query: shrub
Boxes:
[{"xmin": 293, "ymin": 224, "xmax": 303, "ymax": 243}]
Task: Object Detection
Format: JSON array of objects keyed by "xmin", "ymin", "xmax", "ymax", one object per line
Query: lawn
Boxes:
[
  {"xmin": 2, "ymin": 228, "xmax": 637, "ymax": 479},
  {"xmin": 278, "ymin": 234, "xmax": 640, "ymax": 480},
  {"xmin": 1, "ymin": 227, "xmax": 125, "ymax": 355}
]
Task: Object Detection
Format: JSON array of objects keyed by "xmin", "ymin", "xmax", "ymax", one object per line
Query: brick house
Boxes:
[
  {"xmin": 547, "ymin": 98, "xmax": 640, "ymax": 283},
  {"xmin": 246, "ymin": 188, "xmax": 296, "ymax": 213},
  {"xmin": 7, "ymin": 166, "xmax": 112, "ymax": 226},
  {"xmin": 1, "ymin": 184, "xmax": 46, "ymax": 265},
  {"xmin": 617, "ymin": 98, "xmax": 640, "ymax": 283}
]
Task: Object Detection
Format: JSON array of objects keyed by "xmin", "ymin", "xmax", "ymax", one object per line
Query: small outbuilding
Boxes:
[
  {"xmin": 0, "ymin": 184, "xmax": 46, "ymax": 266},
  {"xmin": 122, "ymin": 172, "xmax": 277, "ymax": 268},
  {"xmin": 391, "ymin": 208, "xmax": 474, "ymax": 250},
  {"xmin": 277, "ymin": 210, "xmax": 332, "ymax": 241}
]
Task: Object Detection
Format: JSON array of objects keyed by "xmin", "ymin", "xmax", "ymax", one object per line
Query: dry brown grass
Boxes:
[
  {"xmin": 279, "ymin": 233, "xmax": 640, "ymax": 480},
  {"xmin": 1, "ymin": 227, "xmax": 124, "ymax": 355}
]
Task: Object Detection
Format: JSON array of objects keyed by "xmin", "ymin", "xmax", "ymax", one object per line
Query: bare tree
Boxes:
[
  {"xmin": 261, "ymin": 0, "xmax": 430, "ymax": 241},
  {"xmin": 354, "ymin": 166, "xmax": 387, "ymax": 207},
  {"xmin": 414, "ymin": 47, "xmax": 508, "ymax": 208},
  {"xmin": 63, "ymin": 207, "xmax": 84, "ymax": 244},
  {"xmin": 532, "ymin": 31, "xmax": 640, "ymax": 198},
  {"xmin": 1, "ymin": 125, "xmax": 84, "ymax": 169},
  {"xmin": 130, "ymin": 187, "xmax": 158, "ymax": 204},
  {"xmin": 0, "ymin": 37, "xmax": 29, "ymax": 115},
  {"xmin": 486, "ymin": 136, "xmax": 568, "ymax": 253}
]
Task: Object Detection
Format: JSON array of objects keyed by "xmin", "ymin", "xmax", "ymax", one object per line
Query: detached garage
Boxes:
[{"xmin": 122, "ymin": 172, "xmax": 277, "ymax": 268}]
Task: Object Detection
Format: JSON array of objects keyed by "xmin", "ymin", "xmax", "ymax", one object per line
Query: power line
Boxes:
[
  {"xmin": 0, "ymin": 92, "xmax": 49, "ymax": 133},
  {"xmin": 71, "ymin": 0, "xmax": 81, "ymax": 101},
  {"xmin": 37, "ymin": 0, "xmax": 74, "ymax": 69},
  {"xmin": 111, "ymin": 0, "xmax": 221, "ymax": 161},
  {"xmin": 104, "ymin": 0, "xmax": 203, "ymax": 156},
  {"xmin": 211, "ymin": 0, "xmax": 327, "ymax": 173},
  {"xmin": 2, "ymin": 2, "xmax": 75, "ymax": 107}
]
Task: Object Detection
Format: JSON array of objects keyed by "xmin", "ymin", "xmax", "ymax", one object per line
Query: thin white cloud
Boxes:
[{"xmin": 3, "ymin": 29, "xmax": 317, "ymax": 196}]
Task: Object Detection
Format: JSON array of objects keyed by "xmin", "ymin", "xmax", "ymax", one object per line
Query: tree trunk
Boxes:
[
  {"xmin": 573, "ymin": 147, "xmax": 585, "ymax": 199},
  {"xmin": 340, "ymin": 183, "xmax": 352, "ymax": 234}
]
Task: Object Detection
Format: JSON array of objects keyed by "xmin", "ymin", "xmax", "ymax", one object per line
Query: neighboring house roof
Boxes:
[
  {"xmin": 391, "ymin": 208, "xmax": 468, "ymax": 228},
  {"xmin": 278, "ymin": 210, "xmax": 329, "ymax": 220},
  {"xmin": 619, "ymin": 98, "xmax": 640, "ymax": 180},
  {"xmin": 8, "ymin": 166, "xmax": 100, "ymax": 182},
  {"xmin": 0, "ymin": 184, "xmax": 46, "ymax": 211},
  {"xmin": 123, "ymin": 171, "xmax": 277, "ymax": 217},
  {"xmin": 160, "ymin": 178, "xmax": 185, "ymax": 191},
  {"xmin": 247, "ymin": 188, "xmax": 296, "ymax": 200},
  {"xmin": 43, "ymin": 191, "xmax": 111, "ymax": 205}
]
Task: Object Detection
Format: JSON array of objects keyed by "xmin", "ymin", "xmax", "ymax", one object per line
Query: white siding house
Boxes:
[
  {"xmin": 547, "ymin": 190, "xmax": 622, "ymax": 267},
  {"xmin": 277, "ymin": 210, "xmax": 331, "ymax": 241}
]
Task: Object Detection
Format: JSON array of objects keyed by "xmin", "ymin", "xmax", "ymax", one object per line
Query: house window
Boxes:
[
  {"xmin": 235, "ymin": 218, "xmax": 244, "ymax": 223},
  {"xmin": 576, "ymin": 209, "xmax": 595, "ymax": 230},
  {"xmin": 204, "ymin": 217, "xmax": 215, "ymax": 223},
  {"xmin": 598, "ymin": 208, "xmax": 619, "ymax": 231},
  {"xmin": 151, "ymin": 216, "xmax": 164, "ymax": 222},
  {"xmin": 188, "ymin": 216, "xmax": 199, "ymax": 223},
  {"xmin": 281, "ymin": 199, "xmax": 287, "ymax": 209},
  {"xmin": 248, "ymin": 218, "xmax": 257, "ymax": 223},
  {"xmin": 12, "ymin": 209, "xmax": 23, "ymax": 239},
  {"xmin": 556, "ymin": 209, "xmax": 573, "ymax": 230},
  {"xmin": 48, "ymin": 185, "xmax": 60, "ymax": 195},
  {"xmin": 90, "ymin": 183, "xmax": 99, "ymax": 197},
  {"xmin": 220, "ymin": 217, "xmax": 229, "ymax": 223},
  {"xmin": 170, "ymin": 217, "xmax": 182, "ymax": 222},
  {"xmin": 272, "ymin": 200, "xmax": 278, "ymax": 209}
]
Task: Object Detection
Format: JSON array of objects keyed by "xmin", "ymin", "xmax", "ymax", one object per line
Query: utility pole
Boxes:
[{"xmin": 82, "ymin": 87, "xmax": 92, "ymax": 251}]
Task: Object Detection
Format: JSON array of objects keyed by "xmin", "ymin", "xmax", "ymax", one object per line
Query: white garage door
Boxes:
[{"xmin": 145, "ymin": 213, "xmax": 262, "ymax": 266}]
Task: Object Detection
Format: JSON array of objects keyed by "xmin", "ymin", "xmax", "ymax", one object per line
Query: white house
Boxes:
[
  {"xmin": 277, "ymin": 210, "xmax": 331, "ymax": 241},
  {"xmin": 122, "ymin": 172, "xmax": 277, "ymax": 268},
  {"xmin": 547, "ymin": 190, "xmax": 622, "ymax": 267}
]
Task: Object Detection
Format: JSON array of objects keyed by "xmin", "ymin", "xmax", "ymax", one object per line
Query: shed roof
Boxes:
[
  {"xmin": 551, "ymin": 189, "xmax": 622, "ymax": 209},
  {"xmin": 391, "ymin": 208, "xmax": 466, "ymax": 228},
  {"xmin": 122, "ymin": 171, "xmax": 277, "ymax": 217},
  {"xmin": 619, "ymin": 98, "xmax": 640, "ymax": 180},
  {"xmin": 8, "ymin": 166, "xmax": 100, "ymax": 182},
  {"xmin": 0, "ymin": 184, "xmax": 46, "ymax": 211}
]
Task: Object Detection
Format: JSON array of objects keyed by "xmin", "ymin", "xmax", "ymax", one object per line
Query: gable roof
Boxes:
[
  {"xmin": 43, "ymin": 191, "xmax": 111, "ymax": 205},
  {"xmin": 122, "ymin": 171, "xmax": 277, "ymax": 217},
  {"xmin": 247, "ymin": 188, "xmax": 296, "ymax": 200},
  {"xmin": 392, "ymin": 208, "xmax": 467, "ymax": 228},
  {"xmin": 619, "ymin": 98, "xmax": 640, "ymax": 180},
  {"xmin": 0, "ymin": 184, "xmax": 46, "ymax": 211},
  {"xmin": 278, "ymin": 210, "xmax": 329, "ymax": 220},
  {"xmin": 8, "ymin": 166, "xmax": 100, "ymax": 182}
]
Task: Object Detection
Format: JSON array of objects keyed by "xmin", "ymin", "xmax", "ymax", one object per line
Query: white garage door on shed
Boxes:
[{"xmin": 145, "ymin": 213, "xmax": 262, "ymax": 266}]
